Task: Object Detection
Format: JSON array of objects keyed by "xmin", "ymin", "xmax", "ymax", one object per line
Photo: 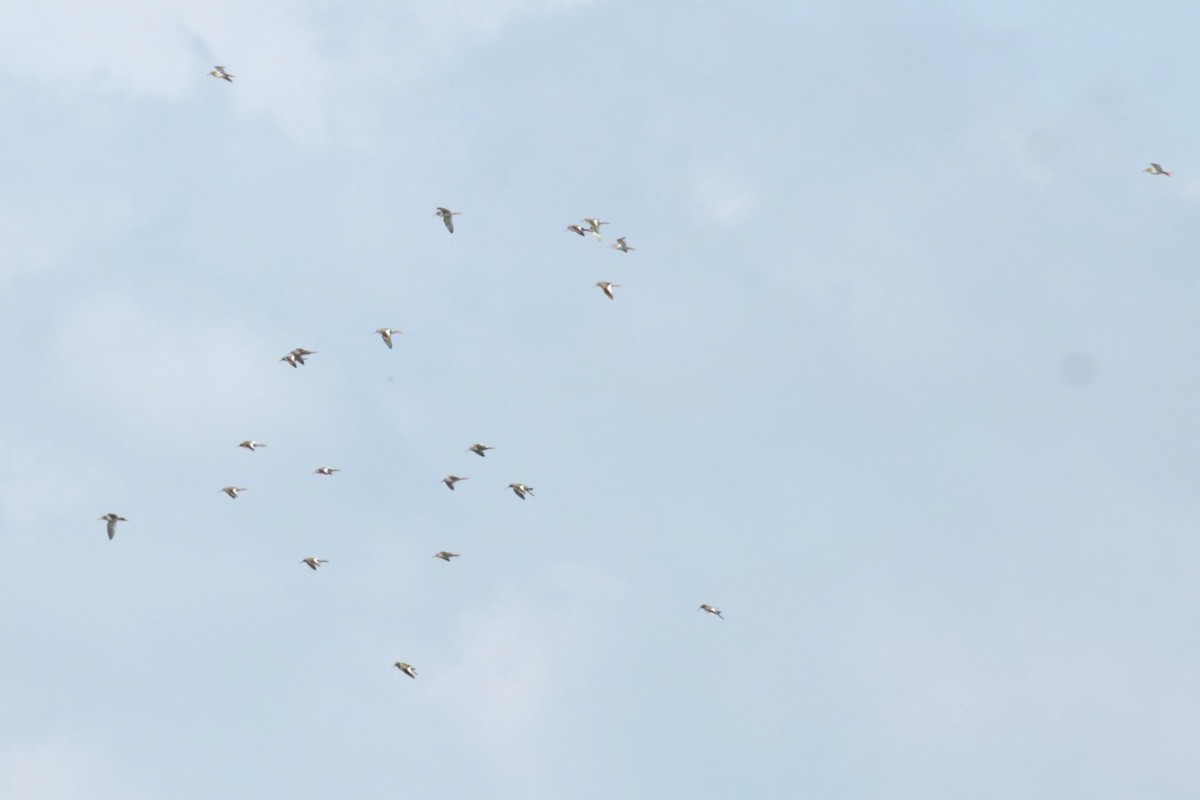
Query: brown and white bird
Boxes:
[
  {"xmin": 433, "ymin": 551, "xmax": 460, "ymax": 561},
  {"xmin": 508, "ymin": 482, "xmax": 534, "ymax": 499},
  {"xmin": 99, "ymin": 513, "xmax": 126, "ymax": 540},
  {"xmin": 467, "ymin": 443, "xmax": 494, "ymax": 457},
  {"xmin": 582, "ymin": 217, "xmax": 609, "ymax": 234},
  {"xmin": 301, "ymin": 557, "xmax": 329, "ymax": 571},
  {"xmin": 611, "ymin": 237, "xmax": 635, "ymax": 253},
  {"xmin": 314, "ymin": 467, "xmax": 341, "ymax": 476},
  {"xmin": 699, "ymin": 604, "xmax": 724, "ymax": 619},
  {"xmin": 375, "ymin": 328, "xmax": 402, "ymax": 349},
  {"xmin": 595, "ymin": 281, "xmax": 621, "ymax": 300},
  {"xmin": 238, "ymin": 440, "xmax": 266, "ymax": 451},
  {"xmin": 1144, "ymin": 163, "xmax": 1173, "ymax": 176},
  {"xmin": 220, "ymin": 486, "xmax": 247, "ymax": 499},
  {"xmin": 281, "ymin": 348, "xmax": 316, "ymax": 367},
  {"xmin": 442, "ymin": 475, "xmax": 468, "ymax": 491},
  {"xmin": 209, "ymin": 66, "xmax": 234, "ymax": 82},
  {"xmin": 435, "ymin": 207, "xmax": 462, "ymax": 233},
  {"xmin": 565, "ymin": 224, "xmax": 591, "ymax": 237},
  {"xmin": 394, "ymin": 662, "xmax": 418, "ymax": 678}
]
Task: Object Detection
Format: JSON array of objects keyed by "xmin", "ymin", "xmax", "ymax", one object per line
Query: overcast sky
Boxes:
[{"xmin": 2, "ymin": 1, "xmax": 1200, "ymax": 798}]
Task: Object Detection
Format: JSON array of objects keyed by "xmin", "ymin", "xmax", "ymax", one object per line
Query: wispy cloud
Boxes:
[{"xmin": 0, "ymin": 736, "xmax": 157, "ymax": 800}]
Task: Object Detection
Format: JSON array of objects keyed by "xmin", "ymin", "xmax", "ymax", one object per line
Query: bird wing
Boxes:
[{"xmin": 106, "ymin": 519, "xmax": 116, "ymax": 539}]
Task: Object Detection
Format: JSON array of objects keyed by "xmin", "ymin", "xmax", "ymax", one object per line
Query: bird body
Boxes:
[
  {"xmin": 433, "ymin": 551, "xmax": 460, "ymax": 561},
  {"xmin": 221, "ymin": 486, "xmax": 247, "ymax": 499},
  {"xmin": 1145, "ymin": 163, "xmax": 1173, "ymax": 176},
  {"xmin": 596, "ymin": 281, "xmax": 621, "ymax": 300},
  {"xmin": 611, "ymin": 237, "xmax": 635, "ymax": 253},
  {"xmin": 209, "ymin": 66, "xmax": 234, "ymax": 82},
  {"xmin": 699, "ymin": 604, "xmax": 724, "ymax": 619},
  {"xmin": 565, "ymin": 224, "xmax": 590, "ymax": 237},
  {"xmin": 281, "ymin": 348, "xmax": 316, "ymax": 367},
  {"xmin": 375, "ymin": 328, "xmax": 402, "ymax": 349},
  {"xmin": 99, "ymin": 513, "xmax": 126, "ymax": 540},
  {"xmin": 394, "ymin": 662, "xmax": 417, "ymax": 678},
  {"xmin": 468, "ymin": 443, "xmax": 494, "ymax": 457},
  {"xmin": 301, "ymin": 557, "xmax": 329, "ymax": 570},
  {"xmin": 508, "ymin": 483, "xmax": 534, "ymax": 499},
  {"xmin": 238, "ymin": 440, "xmax": 266, "ymax": 451},
  {"xmin": 435, "ymin": 207, "xmax": 462, "ymax": 233},
  {"xmin": 314, "ymin": 467, "xmax": 341, "ymax": 476},
  {"xmin": 443, "ymin": 475, "xmax": 468, "ymax": 490},
  {"xmin": 582, "ymin": 217, "xmax": 609, "ymax": 234}
]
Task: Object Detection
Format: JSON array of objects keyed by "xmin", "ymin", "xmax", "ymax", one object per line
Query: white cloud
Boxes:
[
  {"xmin": 438, "ymin": 566, "xmax": 624, "ymax": 783},
  {"xmin": 0, "ymin": 0, "xmax": 594, "ymax": 147},
  {"xmin": 0, "ymin": 193, "xmax": 132, "ymax": 291},
  {"xmin": 53, "ymin": 294, "xmax": 315, "ymax": 445},
  {"xmin": 0, "ymin": 737, "xmax": 157, "ymax": 800},
  {"xmin": 689, "ymin": 169, "xmax": 757, "ymax": 227}
]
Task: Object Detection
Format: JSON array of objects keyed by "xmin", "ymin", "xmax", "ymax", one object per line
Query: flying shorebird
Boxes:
[
  {"xmin": 508, "ymin": 483, "xmax": 534, "ymax": 500},
  {"xmin": 314, "ymin": 467, "xmax": 341, "ymax": 476},
  {"xmin": 281, "ymin": 348, "xmax": 316, "ymax": 367},
  {"xmin": 238, "ymin": 440, "xmax": 266, "ymax": 451},
  {"xmin": 393, "ymin": 662, "xmax": 418, "ymax": 679},
  {"xmin": 582, "ymin": 217, "xmax": 610, "ymax": 233},
  {"xmin": 375, "ymin": 328, "xmax": 402, "ymax": 349},
  {"xmin": 699, "ymin": 604, "xmax": 724, "ymax": 619},
  {"xmin": 435, "ymin": 207, "xmax": 462, "ymax": 233},
  {"xmin": 595, "ymin": 281, "xmax": 621, "ymax": 300},
  {"xmin": 433, "ymin": 551, "xmax": 460, "ymax": 561},
  {"xmin": 467, "ymin": 443, "xmax": 494, "ymax": 457},
  {"xmin": 301, "ymin": 557, "xmax": 329, "ymax": 571},
  {"xmin": 442, "ymin": 475, "xmax": 468, "ymax": 491},
  {"xmin": 220, "ymin": 486, "xmax": 247, "ymax": 499},
  {"xmin": 208, "ymin": 66, "xmax": 234, "ymax": 82},
  {"xmin": 1144, "ymin": 163, "xmax": 1173, "ymax": 176},
  {"xmin": 611, "ymin": 237, "xmax": 635, "ymax": 253},
  {"xmin": 99, "ymin": 513, "xmax": 126, "ymax": 540},
  {"xmin": 565, "ymin": 224, "xmax": 591, "ymax": 237}
]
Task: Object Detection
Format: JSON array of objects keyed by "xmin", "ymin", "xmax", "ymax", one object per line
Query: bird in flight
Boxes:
[
  {"xmin": 220, "ymin": 486, "xmax": 247, "ymax": 499},
  {"xmin": 394, "ymin": 662, "xmax": 418, "ymax": 679},
  {"xmin": 595, "ymin": 281, "xmax": 621, "ymax": 300},
  {"xmin": 467, "ymin": 443, "xmax": 494, "ymax": 458},
  {"xmin": 565, "ymin": 224, "xmax": 591, "ymax": 237},
  {"xmin": 1144, "ymin": 163, "xmax": 1173, "ymax": 176},
  {"xmin": 611, "ymin": 237, "xmax": 635, "ymax": 253},
  {"xmin": 432, "ymin": 551, "xmax": 460, "ymax": 562},
  {"xmin": 281, "ymin": 348, "xmax": 316, "ymax": 367},
  {"xmin": 435, "ymin": 207, "xmax": 462, "ymax": 233},
  {"xmin": 238, "ymin": 440, "xmax": 266, "ymax": 451},
  {"xmin": 699, "ymin": 604, "xmax": 724, "ymax": 619},
  {"xmin": 508, "ymin": 483, "xmax": 534, "ymax": 500},
  {"xmin": 582, "ymin": 218, "xmax": 609, "ymax": 236},
  {"xmin": 209, "ymin": 66, "xmax": 234, "ymax": 82},
  {"xmin": 375, "ymin": 328, "xmax": 402, "ymax": 349},
  {"xmin": 314, "ymin": 467, "xmax": 341, "ymax": 476},
  {"xmin": 442, "ymin": 475, "xmax": 468, "ymax": 491},
  {"xmin": 99, "ymin": 513, "xmax": 127, "ymax": 540},
  {"xmin": 301, "ymin": 557, "xmax": 329, "ymax": 571}
]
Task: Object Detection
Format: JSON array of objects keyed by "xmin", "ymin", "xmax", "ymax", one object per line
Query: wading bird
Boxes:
[
  {"xmin": 100, "ymin": 513, "xmax": 126, "ymax": 540},
  {"xmin": 435, "ymin": 207, "xmax": 461, "ymax": 233}
]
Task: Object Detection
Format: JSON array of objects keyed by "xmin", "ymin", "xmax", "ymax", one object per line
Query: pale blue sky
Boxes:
[{"xmin": 2, "ymin": 2, "xmax": 1200, "ymax": 798}]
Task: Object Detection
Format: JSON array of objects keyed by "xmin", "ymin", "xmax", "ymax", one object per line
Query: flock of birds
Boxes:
[{"xmin": 95, "ymin": 66, "xmax": 726, "ymax": 683}]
